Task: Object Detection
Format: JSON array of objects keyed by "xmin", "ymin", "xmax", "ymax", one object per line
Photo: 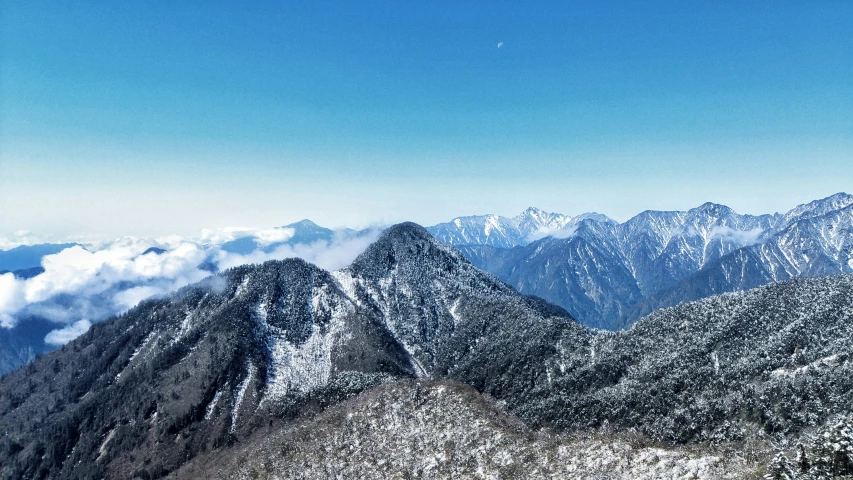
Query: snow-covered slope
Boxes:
[
  {"xmin": 0, "ymin": 258, "xmax": 417, "ymax": 479},
  {"xmin": 427, "ymin": 214, "xmax": 526, "ymax": 248},
  {"xmin": 781, "ymin": 191, "xmax": 853, "ymax": 226},
  {"xmin": 539, "ymin": 274, "xmax": 853, "ymax": 445}
]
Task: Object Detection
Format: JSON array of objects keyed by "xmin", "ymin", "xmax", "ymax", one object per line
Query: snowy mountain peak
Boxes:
[
  {"xmin": 571, "ymin": 212, "xmax": 615, "ymax": 224},
  {"xmin": 519, "ymin": 206, "xmax": 547, "ymax": 216},
  {"xmin": 349, "ymin": 222, "xmax": 467, "ymax": 277},
  {"xmin": 281, "ymin": 219, "xmax": 334, "ymax": 241},
  {"xmin": 513, "ymin": 207, "xmax": 573, "ymax": 234},
  {"xmin": 285, "ymin": 219, "xmax": 323, "ymax": 229},
  {"xmin": 689, "ymin": 202, "xmax": 736, "ymax": 219}
]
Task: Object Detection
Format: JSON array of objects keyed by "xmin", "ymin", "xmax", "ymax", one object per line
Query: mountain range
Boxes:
[
  {"xmin": 448, "ymin": 193, "xmax": 853, "ymax": 329},
  {"xmin": 2, "ymin": 223, "xmax": 853, "ymax": 478},
  {"xmin": 425, "ymin": 207, "xmax": 618, "ymax": 249},
  {"xmin": 425, "ymin": 207, "xmax": 572, "ymax": 248},
  {"xmin": 1, "ymin": 193, "xmax": 850, "ymax": 379}
]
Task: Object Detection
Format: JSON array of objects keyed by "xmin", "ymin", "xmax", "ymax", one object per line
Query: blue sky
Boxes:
[{"xmin": 1, "ymin": 1, "xmax": 851, "ymax": 236}]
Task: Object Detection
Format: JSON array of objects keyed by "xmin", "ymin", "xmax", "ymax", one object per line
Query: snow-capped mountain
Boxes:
[
  {"xmin": 512, "ymin": 207, "xmax": 575, "ymax": 238},
  {"xmin": 457, "ymin": 193, "xmax": 853, "ymax": 329},
  {"xmin": 426, "ymin": 207, "xmax": 580, "ymax": 248},
  {"xmin": 781, "ymin": 191, "xmax": 853, "ymax": 226},
  {"xmin": 3, "ymin": 223, "xmax": 853, "ymax": 478},
  {"xmin": 632, "ymin": 199, "xmax": 853, "ymax": 321},
  {"xmin": 0, "ymin": 223, "xmax": 582, "ymax": 479},
  {"xmin": 338, "ymin": 223, "xmax": 588, "ymax": 399},
  {"xmin": 426, "ymin": 214, "xmax": 522, "ymax": 248}
]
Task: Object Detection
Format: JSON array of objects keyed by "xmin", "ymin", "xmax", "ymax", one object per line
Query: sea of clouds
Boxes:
[{"xmin": 0, "ymin": 226, "xmax": 382, "ymax": 345}]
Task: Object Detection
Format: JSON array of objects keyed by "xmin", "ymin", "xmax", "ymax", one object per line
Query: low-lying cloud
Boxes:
[
  {"xmin": 45, "ymin": 319, "xmax": 92, "ymax": 346},
  {"xmin": 214, "ymin": 230, "xmax": 382, "ymax": 272},
  {"xmin": 540, "ymin": 225, "xmax": 581, "ymax": 240},
  {"xmin": 708, "ymin": 226, "xmax": 764, "ymax": 246}
]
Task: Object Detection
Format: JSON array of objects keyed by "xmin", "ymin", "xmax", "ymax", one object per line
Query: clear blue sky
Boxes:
[{"xmin": 1, "ymin": 1, "xmax": 851, "ymax": 236}]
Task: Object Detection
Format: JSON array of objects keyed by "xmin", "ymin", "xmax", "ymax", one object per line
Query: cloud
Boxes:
[
  {"xmin": 113, "ymin": 286, "xmax": 165, "ymax": 310},
  {"xmin": 197, "ymin": 226, "xmax": 293, "ymax": 246},
  {"xmin": 526, "ymin": 225, "xmax": 579, "ymax": 241},
  {"xmin": 0, "ymin": 230, "xmax": 110, "ymax": 251},
  {"xmin": 44, "ymin": 319, "xmax": 92, "ymax": 346},
  {"xmin": 293, "ymin": 230, "xmax": 383, "ymax": 270},
  {"xmin": 0, "ymin": 273, "xmax": 25, "ymax": 327},
  {"xmin": 548, "ymin": 226, "xmax": 581, "ymax": 239},
  {"xmin": 525, "ymin": 214, "xmax": 613, "ymax": 242},
  {"xmin": 709, "ymin": 226, "xmax": 764, "ymax": 246},
  {"xmin": 20, "ymin": 240, "xmax": 209, "ymax": 304},
  {"xmin": 0, "ymin": 238, "xmax": 211, "ymax": 328},
  {"xmin": 215, "ymin": 229, "xmax": 383, "ymax": 271},
  {"xmin": 253, "ymin": 227, "xmax": 295, "ymax": 246}
]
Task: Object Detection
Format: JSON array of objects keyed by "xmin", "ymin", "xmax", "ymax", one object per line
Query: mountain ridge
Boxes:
[{"xmin": 453, "ymin": 193, "xmax": 853, "ymax": 329}]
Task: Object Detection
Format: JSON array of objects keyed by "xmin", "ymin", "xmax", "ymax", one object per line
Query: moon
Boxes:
[{"xmin": 497, "ymin": 42, "xmax": 503, "ymax": 48}]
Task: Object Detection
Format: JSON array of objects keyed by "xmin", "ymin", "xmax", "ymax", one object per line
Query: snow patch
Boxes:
[
  {"xmin": 235, "ymin": 275, "xmax": 251, "ymax": 296},
  {"xmin": 770, "ymin": 353, "xmax": 844, "ymax": 378},
  {"xmin": 204, "ymin": 390, "xmax": 222, "ymax": 420},
  {"xmin": 96, "ymin": 428, "xmax": 116, "ymax": 462},
  {"xmin": 261, "ymin": 286, "xmax": 355, "ymax": 402},
  {"xmin": 116, "ymin": 330, "xmax": 158, "ymax": 380},
  {"xmin": 264, "ymin": 323, "xmax": 337, "ymax": 399},
  {"xmin": 231, "ymin": 364, "xmax": 255, "ymax": 433},
  {"xmin": 448, "ymin": 298, "xmax": 463, "ymax": 326}
]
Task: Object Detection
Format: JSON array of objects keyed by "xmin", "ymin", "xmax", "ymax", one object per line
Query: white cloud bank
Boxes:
[
  {"xmin": 708, "ymin": 226, "xmax": 764, "ymax": 246},
  {"xmin": 214, "ymin": 230, "xmax": 382, "ymax": 272}
]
